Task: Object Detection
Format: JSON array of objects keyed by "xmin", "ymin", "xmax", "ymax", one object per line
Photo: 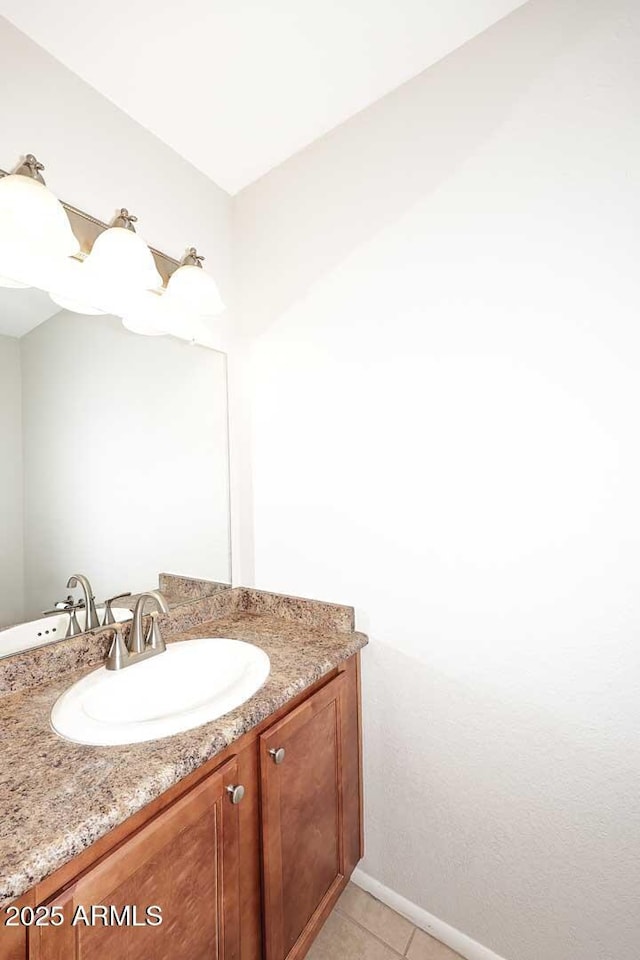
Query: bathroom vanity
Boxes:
[
  {"xmin": 0, "ymin": 192, "xmax": 366, "ymax": 959},
  {"xmin": 0, "ymin": 588, "xmax": 366, "ymax": 960}
]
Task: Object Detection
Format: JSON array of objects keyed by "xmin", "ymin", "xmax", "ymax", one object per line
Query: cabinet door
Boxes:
[
  {"xmin": 0, "ymin": 892, "xmax": 34, "ymax": 960},
  {"xmin": 30, "ymin": 757, "xmax": 242, "ymax": 960},
  {"xmin": 260, "ymin": 674, "xmax": 348, "ymax": 960}
]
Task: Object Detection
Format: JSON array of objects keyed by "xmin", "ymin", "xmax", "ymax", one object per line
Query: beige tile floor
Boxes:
[{"xmin": 306, "ymin": 883, "xmax": 463, "ymax": 960}]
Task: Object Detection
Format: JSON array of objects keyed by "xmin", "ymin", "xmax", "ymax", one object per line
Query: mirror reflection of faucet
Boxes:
[
  {"xmin": 102, "ymin": 592, "xmax": 132, "ymax": 625},
  {"xmin": 43, "ymin": 576, "xmax": 135, "ymax": 635},
  {"xmin": 66, "ymin": 574, "xmax": 100, "ymax": 631},
  {"xmin": 41, "ymin": 602, "xmax": 83, "ymax": 638}
]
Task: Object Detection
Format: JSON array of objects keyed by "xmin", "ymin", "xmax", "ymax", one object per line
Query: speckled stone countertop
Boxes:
[{"xmin": 0, "ymin": 589, "xmax": 367, "ymax": 907}]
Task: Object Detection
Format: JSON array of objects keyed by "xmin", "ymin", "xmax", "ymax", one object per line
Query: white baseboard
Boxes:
[{"xmin": 351, "ymin": 868, "xmax": 508, "ymax": 960}]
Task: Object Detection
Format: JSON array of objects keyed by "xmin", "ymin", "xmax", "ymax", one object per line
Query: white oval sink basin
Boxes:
[{"xmin": 51, "ymin": 637, "xmax": 270, "ymax": 746}]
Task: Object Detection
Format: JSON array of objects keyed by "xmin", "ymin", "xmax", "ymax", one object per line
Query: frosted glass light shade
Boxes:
[
  {"xmin": 85, "ymin": 227, "xmax": 162, "ymax": 292},
  {"xmin": 165, "ymin": 264, "xmax": 225, "ymax": 318},
  {"xmin": 122, "ymin": 314, "xmax": 166, "ymax": 336},
  {"xmin": 0, "ymin": 173, "xmax": 79, "ymax": 288},
  {"xmin": 49, "ymin": 225, "xmax": 164, "ymax": 317}
]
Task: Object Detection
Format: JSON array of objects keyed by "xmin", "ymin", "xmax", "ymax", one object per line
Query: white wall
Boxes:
[
  {"xmin": 19, "ymin": 311, "xmax": 230, "ymax": 618},
  {"xmin": 0, "ymin": 335, "xmax": 24, "ymax": 624},
  {"xmin": 234, "ymin": 1, "xmax": 640, "ymax": 959}
]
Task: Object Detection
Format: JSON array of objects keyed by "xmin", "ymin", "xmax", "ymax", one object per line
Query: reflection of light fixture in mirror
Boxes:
[
  {"xmin": 165, "ymin": 248, "xmax": 226, "ymax": 318},
  {"xmin": 50, "ymin": 208, "xmax": 162, "ymax": 315},
  {"xmin": 121, "ymin": 290, "xmax": 168, "ymax": 336},
  {"xmin": 0, "ymin": 154, "xmax": 79, "ymax": 288},
  {"xmin": 47, "ymin": 257, "xmax": 106, "ymax": 316},
  {"xmin": 121, "ymin": 290, "xmax": 203, "ymax": 342},
  {"xmin": 0, "ymin": 276, "xmax": 28, "ymax": 289}
]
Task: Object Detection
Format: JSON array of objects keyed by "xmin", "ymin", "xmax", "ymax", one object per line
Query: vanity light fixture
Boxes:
[
  {"xmin": 0, "ymin": 154, "xmax": 79, "ymax": 289},
  {"xmin": 0, "ymin": 153, "xmax": 226, "ymax": 347}
]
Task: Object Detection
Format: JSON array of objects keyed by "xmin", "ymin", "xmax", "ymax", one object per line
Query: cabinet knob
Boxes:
[
  {"xmin": 269, "ymin": 747, "xmax": 286, "ymax": 765},
  {"xmin": 226, "ymin": 784, "xmax": 245, "ymax": 805}
]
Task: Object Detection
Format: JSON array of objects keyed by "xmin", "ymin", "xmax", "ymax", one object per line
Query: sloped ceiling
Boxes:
[{"xmin": 0, "ymin": 1, "xmax": 528, "ymax": 193}]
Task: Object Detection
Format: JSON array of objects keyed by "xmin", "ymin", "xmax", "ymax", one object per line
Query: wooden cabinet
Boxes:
[
  {"xmin": 0, "ymin": 894, "xmax": 34, "ymax": 960},
  {"xmin": 260, "ymin": 674, "xmax": 349, "ymax": 960},
  {"xmin": 0, "ymin": 654, "xmax": 362, "ymax": 960},
  {"xmin": 29, "ymin": 757, "xmax": 241, "ymax": 960}
]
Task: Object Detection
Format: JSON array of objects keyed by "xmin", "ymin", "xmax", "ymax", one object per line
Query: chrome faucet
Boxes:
[
  {"xmin": 106, "ymin": 590, "xmax": 169, "ymax": 671},
  {"xmin": 66, "ymin": 574, "xmax": 100, "ymax": 631}
]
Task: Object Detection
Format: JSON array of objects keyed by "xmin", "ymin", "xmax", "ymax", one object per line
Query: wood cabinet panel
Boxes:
[
  {"xmin": 260, "ymin": 673, "xmax": 352, "ymax": 960},
  {"xmin": 0, "ymin": 892, "xmax": 35, "ymax": 960},
  {"xmin": 29, "ymin": 757, "xmax": 241, "ymax": 960},
  {"xmin": 341, "ymin": 655, "xmax": 364, "ymax": 875},
  {"xmin": 235, "ymin": 740, "xmax": 263, "ymax": 960}
]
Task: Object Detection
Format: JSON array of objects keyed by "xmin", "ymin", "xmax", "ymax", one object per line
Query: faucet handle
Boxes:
[
  {"xmin": 102, "ymin": 592, "xmax": 133, "ymax": 626},
  {"xmin": 146, "ymin": 611, "xmax": 167, "ymax": 653},
  {"xmin": 106, "ymin": 625, "xmax": 129, "ymax": 671},
  {"xmin": 42, "ymin": 596, "xmax": 74, "ymax": 613}
]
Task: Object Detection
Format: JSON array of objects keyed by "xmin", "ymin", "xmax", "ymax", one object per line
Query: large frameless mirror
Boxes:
[{"xmin": 0, "ymin": 289, "xmax": 231, "ymax": 658}]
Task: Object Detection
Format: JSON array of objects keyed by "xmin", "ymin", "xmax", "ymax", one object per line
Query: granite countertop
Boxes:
[{"xmin": 0, "ymin": 590, "xmax": 367, "ymax": 907}]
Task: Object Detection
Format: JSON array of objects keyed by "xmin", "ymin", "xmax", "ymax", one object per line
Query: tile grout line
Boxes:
[
  {"xmin": 404, "ymin": 926, "xmax": 418, "ymax": 957},
  {"xmin": 334, "ymin": 904, "xmax": 415, "ymax": 957}
]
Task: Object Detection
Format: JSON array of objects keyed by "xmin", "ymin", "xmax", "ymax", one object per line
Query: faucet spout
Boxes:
[{"xmin": 128, "ymin": 590, "xmax": 170, "ymax": 656}]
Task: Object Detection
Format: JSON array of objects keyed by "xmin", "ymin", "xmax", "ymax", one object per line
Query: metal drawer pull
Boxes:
[
  {"xmin": 269, "ymin": 747, "xmax": 286, "ymax": 765},
  {"xmin": 226, "ymin": 784, "xmax": 245, "ymax": 805}
]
